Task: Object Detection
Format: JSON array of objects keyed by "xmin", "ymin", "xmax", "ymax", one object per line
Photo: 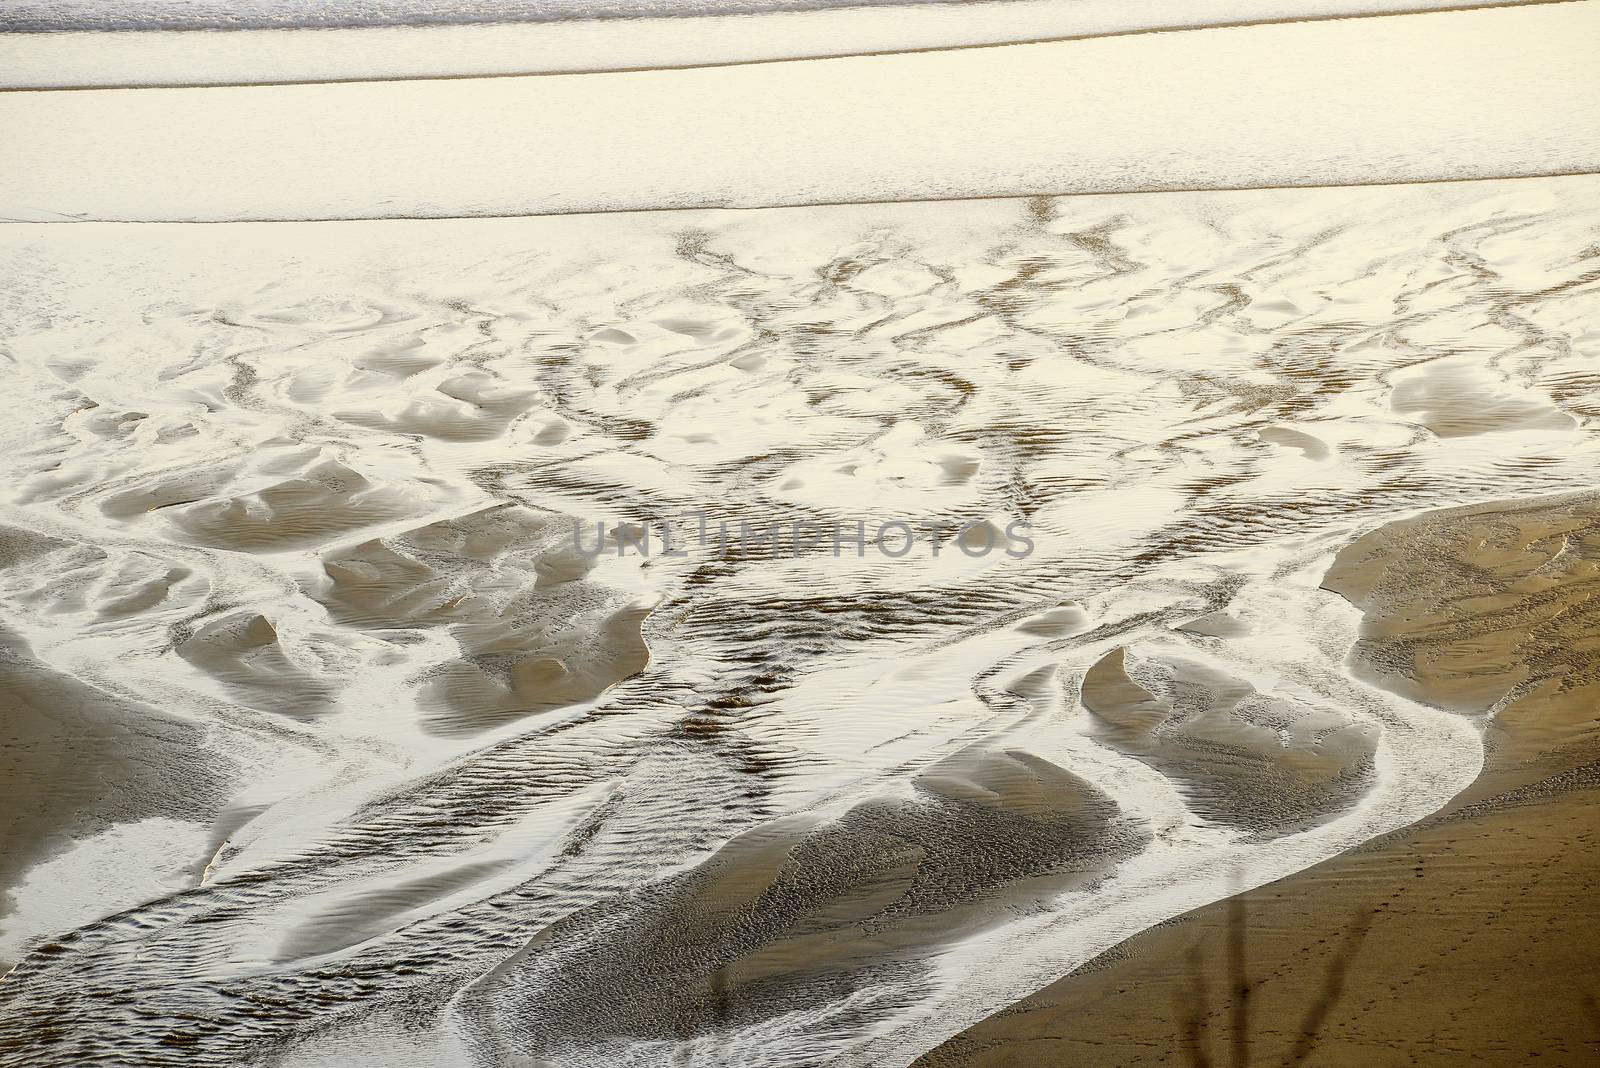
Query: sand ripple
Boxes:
[{"xmin": 0, "ymin": 175, "xmax": 1597, "ymax": 1065}]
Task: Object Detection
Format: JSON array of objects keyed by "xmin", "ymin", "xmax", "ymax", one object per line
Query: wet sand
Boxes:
[
  {"xmin": 916, "ymin": 786, "xmax": 1600, "ymax": 1067},
  {"xmin": 918, "ymin": 492, "xmax": 1600, "ymax": 1067},
  {"xmin": 0, "ymin": 616, "xmax": 230, "ymax": 963},
  {"xmin": 1, "ymin": 175, "xmax": 1597, "ymax": 1065},
  {"xmin": 0, "ymin": 0, "xmax": 1553, "ymax": 88}
]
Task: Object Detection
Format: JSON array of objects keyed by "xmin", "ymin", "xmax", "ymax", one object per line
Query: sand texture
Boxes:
[
  {"xmin": 1, "ymin": 175, "xmax": 1597, "ymax": 1065},
  {"xmin": 919, "ymin": 493, "xmax": 1600, "ymax": 1067}
]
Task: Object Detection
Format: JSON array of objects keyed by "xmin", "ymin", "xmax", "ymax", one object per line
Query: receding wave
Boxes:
[
  {"xmin": 5, "ymin": 0, "xmax": 950, "ymax": 32},
  {"xmin": 0, "ymin": 0, "xmax": 1567, "ymax": 90},
  {"xmin": 2, "ymin": 2, "xmax": 1597, "ymax": 222},
  {"xmin": 0, "ymin": 0, "xmax": 1558, "ymax": 33}
]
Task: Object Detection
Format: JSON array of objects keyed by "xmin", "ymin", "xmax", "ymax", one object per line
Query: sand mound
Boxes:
[
  {"xmin": 1081, "ymin": 646, "xmax": 1376, "ymax": 836},
  {"xmin": 167, "ymin": 456, "xmax": 431, "ymax": 552},
  {"xmin": 1324, "ymin": 489, "xmax": 1600, "ymax": 797},
  {"xmin": 463, "ymin": 746, "xmax": 1146, "ymax": 1062},
  {"xmin": 314, "ymin": 504, "xmax": 652, "ymax": 734},
  {"xmin": 175, "ymin": 611, "xmax": 341, "ymax": 720}
]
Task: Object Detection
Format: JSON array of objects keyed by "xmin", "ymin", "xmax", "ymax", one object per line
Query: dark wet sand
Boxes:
[
  {"xmin": 917, "ymin": 492, "xmax": 1600, "ymax": 1067},
  {"xmin": 0, "ymin": 620, "xmax": 227, "ymax": 946},
  {"xmin": 916, "ymin": 778, "xmax": 1600, "ymax": 1067}
]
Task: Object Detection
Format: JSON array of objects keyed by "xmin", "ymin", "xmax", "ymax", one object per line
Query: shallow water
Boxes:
[
  {"xmin": 1, "ymin": 175, "xmax": 1596, "ymax": 1065},
  {"xmin": 0, "ymin": 0, "xmax": 1545, "ymax": 32},
  {"xmin": 0, "ymin": 0, "xmax": 1552, "ymax": 89},
  {"xmin": 4, "ymin": 1, "xmax": 1599, "ymax": 221}
]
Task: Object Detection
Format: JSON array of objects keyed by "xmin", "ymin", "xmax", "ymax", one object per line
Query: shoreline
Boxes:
[
  {"xmin": 918, "ymin": 490, "xmax": 1600, "ymax": 1066},
  {"xmin": 0, "ymin": 0, "xmax": 1567, "ymax": 89},
  {"xmin": 5, "ymin": 2, "xmax": 1598, "ymax": 223}
]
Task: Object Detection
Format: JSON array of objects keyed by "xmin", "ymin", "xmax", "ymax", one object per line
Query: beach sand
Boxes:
[
  {"xmin": 918, "ymin": 493, "xmax": 1600, "ymax": 1067},
  {"xmin": 1, "ymin": 175, "xmax": 1596, "ymax": 1064}
]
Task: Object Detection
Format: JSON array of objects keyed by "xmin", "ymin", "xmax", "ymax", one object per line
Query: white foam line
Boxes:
[
  {"xmin": 0, "ymin": 0, "xmax": 1563, "ymax": 89},
  {"xmin": 2, "ymin": 2, "xmax": 1597, "ymax": 221},
  {"xmin": 840, "ymin": 548, "xmax": 1487, "ymax": 1066}
]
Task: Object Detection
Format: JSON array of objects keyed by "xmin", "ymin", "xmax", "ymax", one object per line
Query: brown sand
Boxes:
[
  {"xmin": 1324, "ymin": 490, "xmax": 1600, "ymax": 801},
  {"xmin": 917, "ymin": 493, "xmax": 1600, "ymax": 1067},
  {"xmin": 453, "ymin": 745, "xmax": 1152, "ymax": 1055},
  {"xmin": 1080, "ymin": 646, "xmax": 1376, "ymax": 837}
]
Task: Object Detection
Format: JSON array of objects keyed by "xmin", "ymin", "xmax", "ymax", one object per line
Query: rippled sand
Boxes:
[
  {"xmin": 1, "ymin": 174, "xmax": 1597, "ymax": 1065},
  {"xmin": 921, "ymin": 491, "xmax": 1600, "ymax": 1066}
]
